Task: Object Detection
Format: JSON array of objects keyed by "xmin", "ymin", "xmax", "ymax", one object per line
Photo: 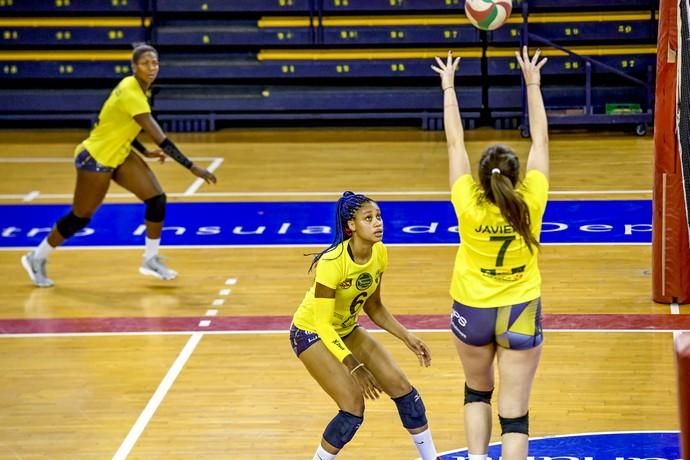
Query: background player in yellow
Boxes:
[
  {"xmin": 21, "ymin": 44, "xmax": 217, "ymax": 288},
  {"xmin": 290, "ymin": 191, "xmax": 440, "ymax": 460},
  {"xmin": 432, "ymin": 47, "xmax": 550, "ymax": 460}
]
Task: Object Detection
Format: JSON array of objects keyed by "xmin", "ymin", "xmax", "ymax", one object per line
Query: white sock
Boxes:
[
  {"xmin": 144, "ymin": 237, "xmax": 160, "ymax": 261},
  {"xmin": 313, "ymin": 445, "xmax": 337, "ymax": 460},
  {"xmin": 411, "ymin": 428, "xmax": 438, "ymax": 460},
  {"xmin": 468, "ymin": 454, "xmax": 488, "ymax": 460},
  {"xmin": 34, "ymin": 238, "xmax": 55, "ymax": 260}
]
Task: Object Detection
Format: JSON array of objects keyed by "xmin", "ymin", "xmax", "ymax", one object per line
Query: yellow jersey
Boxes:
[
  {"xmin": 293, "ymin": 241, "xmax": 387, "ymax": 361},
  {"xmin": 81, "ymin": 76, "xmax": 151, "ymax": 168},
  {"xmin": 450, "ymin": 169, "xmax": 549, "ymax": 307}
]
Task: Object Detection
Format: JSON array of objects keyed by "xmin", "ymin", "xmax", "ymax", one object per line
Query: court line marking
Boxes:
[
  {"xmin": 112, "ymin": 332, "xmax": 203, "ymax": 460},
  {"xmin": 0, "ymin": 329, "xmax": 681, "ymax": 339},
  {"xmin": 0, "ymin": 156, "xmax": 652, "ymax": 198},
  {"xmin": 0, "ymin": 190, "xmax": 653, "ymax": 201},
  {"xmin": 0, "ymin": 243, "xmax": 651, "ymax": 252},
  {"xmin": 22, "ymin": 191, "xmax": 40, "ymax": 202},
  {"xmin": 183, "ymin": 158, "xmax": 224, "ymax": 196},
  {"xmin": 672, "ymin": 302, "xmax": 681, "ymax": 340}
]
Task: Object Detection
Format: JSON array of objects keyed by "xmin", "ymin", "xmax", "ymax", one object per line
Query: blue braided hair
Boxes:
[{"xmin": 308, "ymin": 191, "xmax": 373, "ymax": 272}]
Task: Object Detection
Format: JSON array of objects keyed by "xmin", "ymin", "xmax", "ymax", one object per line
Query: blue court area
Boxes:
[
  {"xmin": 439, "ymin": 431, "xmax": 680, "ymax": 460},
  {"xmin": 1, "ymin": 200, "xmax": 651, "ymax": 248}
]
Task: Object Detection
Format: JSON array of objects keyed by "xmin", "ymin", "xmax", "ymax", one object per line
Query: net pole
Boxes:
[{"xmin": 653, "ymin": 0, "xmax": 690, "ymax": 303}]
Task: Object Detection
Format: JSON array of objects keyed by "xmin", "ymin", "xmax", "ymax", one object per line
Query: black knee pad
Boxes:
[
  {"xmin": 144, "ymin": 193, "xmax": 166, "ymax": 223},
  {"xmin": 464, "ymin": 383, "xmax": 494, "ymax": 405},
  {"xmin": 499, "ymin": 412, "xmax": 529, "ymax": 435},
  {"xmin": 322, "ymin": 410, "xmax": 363, "ymax": 449},
  {"xmin": 393, "ymin": 387, "xmax": 428, "ymax": 429},
  {"xmin": 56, "ymin": 211, "xmax": 91, "ymax": 239}
]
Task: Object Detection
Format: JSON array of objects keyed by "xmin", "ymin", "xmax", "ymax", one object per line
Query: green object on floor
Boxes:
[{"xmin": 606, "ymin": 103, "xmax": 642, "ymax": 114}]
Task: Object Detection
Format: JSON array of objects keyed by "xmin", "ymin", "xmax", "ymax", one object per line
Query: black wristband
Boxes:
[
  {"xmin": 160, "ymin": 138, "xmax": 193, "ymax": 169},
  {"xmin": 131, "ymin": 138, "xmax": 147, "ymax": 154}
]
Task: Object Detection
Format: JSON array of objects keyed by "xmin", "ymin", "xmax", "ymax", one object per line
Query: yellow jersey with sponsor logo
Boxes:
[
  {"xmin": 293, "ymin": 241, "xmax": 387, "ymax": 338},
  {"xmin": 81, "ymin": 76, "xmax": 151, "ymax": 168},
  {"xmin": 450, "ymin": 170, "xmax": 549, "ymax": 307}
]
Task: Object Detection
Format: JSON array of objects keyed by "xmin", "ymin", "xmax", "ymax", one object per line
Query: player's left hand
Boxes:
[
  {"xmin": 190, "ymin": 164, "xmax": 218, "ymax": 184},
  {"xmin": 143, "ymin": 148, "xmax": 166, "ymax": 163},
  {"xmin": 404, "ymin": 333, "xmax": 432, "ymax": 367}
]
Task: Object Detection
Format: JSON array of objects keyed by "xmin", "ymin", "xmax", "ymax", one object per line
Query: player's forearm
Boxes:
[
  {"xmin": 527, "ymin": 84, "xmax": 549, "ymax": 145},
  {"xmin": 312, "ymin": 297, "xmax": 352, "ymax": 362},
  {"xmin": 367, "ymin": 303, "xmax": 408, "ymax": 341},
  {"xmin": 159, "ymin": 138, "xmax": 193, "ymax": 169},
  {"xmin": 315, "ymin": 324, "xmax": 352, "ymax": 362},
  {"xmin": 443, "ymin": 87, "xmax": 465, "ymax": 148},
  {"xmin": 131, "ymin": 138, "xmax": 147, "ymax": 154}
]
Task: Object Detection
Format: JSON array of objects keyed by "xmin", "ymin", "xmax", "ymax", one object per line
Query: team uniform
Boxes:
[
  {"xmin": 449, "ymin": 169, "xmax": 549, "ymax": 349},
  {"xmin": 76, "ymin": 75, "xmax": 151, "ymax": 171},
  {"xmin": 291, "ymin": 241, "xmax": 387, "ymax": 361}
]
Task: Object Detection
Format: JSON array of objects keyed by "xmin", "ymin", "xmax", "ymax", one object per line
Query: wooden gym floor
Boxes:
[{"xmin": 0, "ymin": 127, "xmax": 683, "ymax": 459}]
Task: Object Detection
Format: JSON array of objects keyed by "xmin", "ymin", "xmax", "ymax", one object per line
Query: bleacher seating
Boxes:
[
  {"xmin": 0, "ymin": 0, "xmax": 658, "ymax": 132},
  {"xmin": 1, "ymin": 51, "xmax": 133, "ymax": 79},
  {"xmin": 490, "ymin": 12, "xmax": 657, "ymax": 44},
  {"xmin": 486, "ymin": 0, "xmax": 656, "ymax": 134},
  {"xmin": 0, "ymin": 18, "xmax": 148, "ymax": 47}
]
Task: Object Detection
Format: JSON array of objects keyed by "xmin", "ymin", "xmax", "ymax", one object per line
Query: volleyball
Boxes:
[{"xmin": 464, "ymin": 0, "xmax": 513, "ymax": 31}]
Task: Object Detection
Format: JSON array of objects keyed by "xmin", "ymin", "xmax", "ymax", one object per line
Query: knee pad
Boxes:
[
  {"xmin": 322, "ymin": 410, "xmax": 363, "ymax": 449},
  {"xmin": 499, "ymin": 412, "xmax": 529, "ymax": 435},
  {"xmin": 144, "ymin": 193, "xmax": 166, "ymax": 223},
  {"xmin": 56, "ymin": 211, "xmax": 91, "ymax": 239},
  {"xmin": 393, "ymin": 387, "xmax": 428, "ymax": 429},
  {"xmin": 464, "ymin": 383, "xmax": 494, "ymax": 405}
]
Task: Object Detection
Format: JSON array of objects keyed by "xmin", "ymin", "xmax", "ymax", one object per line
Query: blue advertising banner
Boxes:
[
  {"xmin": 0, "ymin": 200, "xmax": 651, "ymax": 248},
  {"xmin": 439, "ymin": 431, "xmax": 680, "ymax": 460}
]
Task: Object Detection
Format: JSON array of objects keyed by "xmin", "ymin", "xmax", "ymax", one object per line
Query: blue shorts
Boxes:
[
  {"xmin": 450, "ymin": 298, "xmax": 543, "ymax": 350},
  {"xmin": 75, "ymin": 150, "xmax": 115, "ymax": 173},
  {"xmin": 289, "ymin": 323, "xmax": 359, "ymax": 357}
]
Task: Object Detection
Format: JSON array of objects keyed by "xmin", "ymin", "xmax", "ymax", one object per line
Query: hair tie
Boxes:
[{"xmin": 491, "ymin": 168, "xmax": 501, "ymax": 175}]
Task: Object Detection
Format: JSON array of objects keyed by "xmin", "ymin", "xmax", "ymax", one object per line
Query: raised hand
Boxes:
[
  {"xmin": 431, "ymin": 50, "xmax": 461, "ymax": 91},
  {"xmin": 515, "ymin": 46, "xmax": 548, "ymax": 86}
]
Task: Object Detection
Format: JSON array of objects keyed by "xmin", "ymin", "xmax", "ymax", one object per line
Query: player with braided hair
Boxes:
[{"xmin": 291, "ymin": 191, "xmax": 440, "ymax": 460}]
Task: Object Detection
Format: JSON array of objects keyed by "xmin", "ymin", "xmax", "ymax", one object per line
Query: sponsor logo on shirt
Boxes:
[
  {"xmin": 339, "ymin": 278, "xmax": 353, "ymax": 289},
  {"xmin": 356, "ymin": 273, "xmax": 373, "ymax": 290}
]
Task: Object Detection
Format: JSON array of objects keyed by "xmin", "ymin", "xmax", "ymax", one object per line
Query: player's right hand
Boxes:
[
  {"xmin": 431, "ymin": 50, "xmax": 461, "ymax": 90},
  {"xmin": 515, "ymin": 46, "xmax": 548, "ymax": 86},
  {"xmin": 190, "ymin": 164, "xmax": 217, "ymax": 184},
  {"xmin": 351, "ymin": 365, "xmax": 382, "ymax": 400}
]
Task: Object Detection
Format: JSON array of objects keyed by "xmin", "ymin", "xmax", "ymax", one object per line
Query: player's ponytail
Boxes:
[
  {"xmin": 479, "ymin": 145, "xmax": 540, "ymax": 253},
  {"xmin": 308, "ymin": 191, "xmax": 372, "ymax": 272}
]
